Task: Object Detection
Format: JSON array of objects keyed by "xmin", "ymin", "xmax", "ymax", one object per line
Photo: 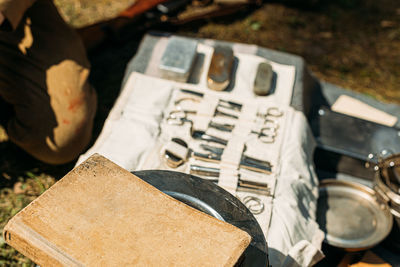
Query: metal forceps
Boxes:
[
  {"xmin": 257, "ymin": 106, "xmax": 284, "ymax": 120},
  {"xmin": 252, "ymin": 107, "xmax": 283, "ymax": 143},
  {"xmin": 251, "ymin": 126, "xmax": 277, "ymax": 143},
  {"xmin": 166, "ymin": 109, "xmax": 195, "ymax": 126},
  {"xmin": 166, "ymin": 94, "xmax": 200, "ymax": 125}
]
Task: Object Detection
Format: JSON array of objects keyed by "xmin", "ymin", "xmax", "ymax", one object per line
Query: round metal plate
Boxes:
[
  {"xmin": 317, "ymin": 179, "xmax": 393, "ymax": 251},
  {"xmin": 133, "ymin": 170, "xmax": 268, "ymax": 267}
]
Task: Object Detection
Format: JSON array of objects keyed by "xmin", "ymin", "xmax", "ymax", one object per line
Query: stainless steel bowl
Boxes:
[{"xmin": 317, "ymin": 179, "xmax": 393, "ymax": 251}]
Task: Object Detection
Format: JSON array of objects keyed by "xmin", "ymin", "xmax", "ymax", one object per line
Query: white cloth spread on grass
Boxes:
[{"xmin": 77, "ymin": 38, "xmax": 323, "ymax": 266}]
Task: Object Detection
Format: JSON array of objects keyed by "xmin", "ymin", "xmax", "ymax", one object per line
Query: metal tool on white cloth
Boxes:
[
  {"xmin": 193, "ymin": 144, "xmax": 272, "ymax": 174},
  {"xmin": 163, "ymin": 138, "xmax": 190, "ymax": 168},
  {"xmin": 174, "ymin": 95, "xmax": 201, "ymax": 107},
  {"xmin": 257, "ymin": 106, "xmax": 284, "ymax": 121},
  {"xmin": 214, "ymin": 107, "xmax": 239, "ymax": 119},
  {"xmin": 171, "ymin": 99, "xmax": 238, "ymax": 120},
  {"xmin": 189, "ymin": 165, "xmax": 271, "ymax": 196},
  {"xmin": 208, "ymin": 121, "xmax": 235, "ymax": 132},
  {"xmin": 179, "ymin": 88, "xmax": 243, "ymax": 112},
  {"xmin": 168, "ymin": 94, "xmax": 241, "ymax": 125},
  {"xmin": 162, "ymin": 134, "xmax": 228, "ymax": 168},
  {"xmin": 192, "ymin": 131, "xmax": 228, "ymax": 146},
  {"xmin": 166, "ymin": 110, "xmax": 231, "ymax": 146},
  {"xmin": 251, "ymin": 107, "xmax": 283, "ymax": 143},
  {"xmin": 218, "ymin": 99, "xmax": 242, "ymax": 112},
  {"xmin": 166, "ymin": 109, "xmax": 195, "ymax": 126},
  {"xmin": 251, "ymin": 126, "xmax": 277, "ymax": 144}
]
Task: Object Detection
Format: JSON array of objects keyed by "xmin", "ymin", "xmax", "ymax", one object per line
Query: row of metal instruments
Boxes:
[{"xmin": 157, "ymin": 87, "xmax": 285, "ymax": 214}]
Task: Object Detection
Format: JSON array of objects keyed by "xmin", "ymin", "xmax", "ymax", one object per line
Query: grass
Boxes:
[
  {"xmin": 177, "ymin": 1, "xmax": 400, "ymax": 103},
  {"xmin": 0, "ymin": 173, "xmax": 55, "ymax": 266},
  {"xmin": 1, "ymin": 0, "xmax": 399, "ymax": 265}
]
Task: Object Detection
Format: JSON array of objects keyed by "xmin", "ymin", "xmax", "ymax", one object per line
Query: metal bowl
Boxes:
[{"xmin": 317, "ymin": 179, "xmax": 393, "ymax": 251}]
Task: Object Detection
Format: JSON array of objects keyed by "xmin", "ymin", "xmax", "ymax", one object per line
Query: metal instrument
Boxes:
[
  {"xmin": 191, "ymin": 131, "xmax": 228, "ymax": 146},
  {"xmin": 179, "ymin": 89, "xmax": 242, "ymax": 112},
  {"xmin": 209, "ymin": 121, "xmax": 235, "ymax": 132},
  {"xmin": 250, "ymin": 126, "xmax": 277, "ymax": 144},
  {"xmin": 218, "ymin": 99, "xmax": 242, "ymax": 112},
  {"xmin": 190, "ymin": 165, "xmax": 220, "ymax": 178},
  {"xmin": 167, "ymin": 107, "xmax": 237, "ymax": 127},
  {"xmin": 214, "ymin": 107, "xmax": 238, "ymax": 119},
  {"xmin": 179, "ymin": 88, "xmax": 204, "ymax": 97},
  {"xmin": 193, "ymin": 144, "xmax": 272, "ymax": 174},
  {"xmin": 164, "ymin": 138, "xmax": 189, "ymax": 168},
  {"xmin": 174, "ymin": 96, "xmax": 201, "ymax": 107},
  {"xmin": 189, "ymin": 165, "xmax": 270, "ymax": 196},
  {"xmin": 257, "ymin": 106, "xmax": 284, "ymax": 120},
  {"xmin": 252, "ymin": 107, "xmax": 282, "ymax": 143},
  {"xmin": 172, "ymin": 90, "xmax": 241, "ymax": 121},
  {"xmin": 166, "ymin": 109, "xmax": 195, "ymax": 126}
]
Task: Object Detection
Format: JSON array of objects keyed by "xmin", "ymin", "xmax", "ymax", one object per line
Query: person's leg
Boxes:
[
  {"xmin": 0, "ymin": 96, "xmax": 13, "ymax": 128},
  {"xmin": 0, "ymin": 0, "xmax": 97, "ymax": 164}
]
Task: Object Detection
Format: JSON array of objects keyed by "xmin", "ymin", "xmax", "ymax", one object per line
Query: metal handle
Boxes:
[{"xmin": 191, "ymin": 130, "xmax": 228, "ymax": 146}]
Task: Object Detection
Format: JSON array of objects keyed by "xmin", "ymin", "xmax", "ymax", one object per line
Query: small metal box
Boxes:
[{"xmin": 159, "ymin": 36, "xmax": 198, "ymax": 82}]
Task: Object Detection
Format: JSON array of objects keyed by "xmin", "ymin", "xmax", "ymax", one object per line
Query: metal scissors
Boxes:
[
  {"xmin": 252, "ymin": 107, "xmax": 282, "ymax": 143},
  {"xmin": 257, "ymin": 106, "xmax": 284, "ymax": 119},
  {"xmin": 189, "ymin": 165, "xmax": 271, "ymax": 196},
  {"xmin": 164, "ymin": 138, "xmax": 189, "ymax": 168},
  {"xmin": 257, "ymin": 107, "xmax": 283, "ymax": 127},
  {"xmin": 251, "ymin": 126, "xmax": 277, "ymax": 143}
]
